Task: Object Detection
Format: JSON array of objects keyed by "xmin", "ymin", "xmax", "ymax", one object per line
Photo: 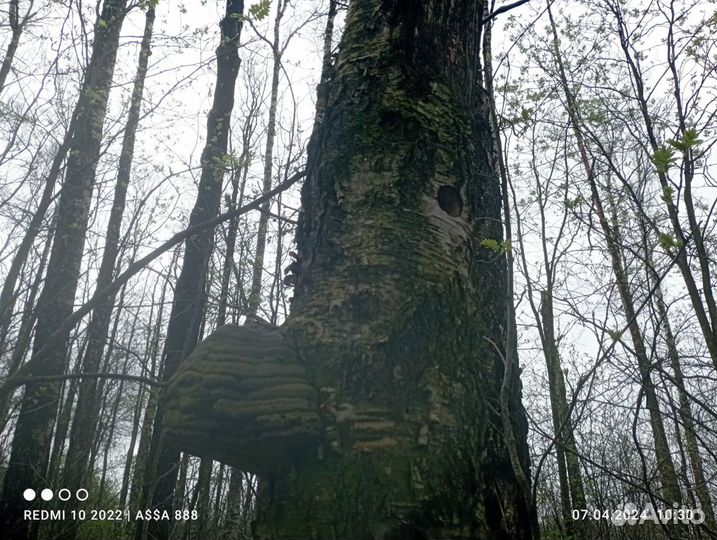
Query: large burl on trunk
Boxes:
[{"xmin": 165, "ymin": 1, "xmax": 534, "ymax": 538}]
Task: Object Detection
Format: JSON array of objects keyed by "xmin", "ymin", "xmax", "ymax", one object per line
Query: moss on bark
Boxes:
[{"xmin": 165, "ymin": 1, "xmax": 534, "ymax": 538}]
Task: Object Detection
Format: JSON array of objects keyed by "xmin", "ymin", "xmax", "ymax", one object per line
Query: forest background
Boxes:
[{"xmin": 0, "ymin": 0, "xmax": 716, "ymax": 539}]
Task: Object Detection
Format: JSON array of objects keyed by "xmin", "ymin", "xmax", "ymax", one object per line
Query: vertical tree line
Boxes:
[{"xmin": 0, "ymin": 1, "xmax": 715, "ymax": 539}]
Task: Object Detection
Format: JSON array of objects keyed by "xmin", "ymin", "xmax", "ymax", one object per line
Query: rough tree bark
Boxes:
[
  {"xmin": 0, "ymin": 2, "xmax": 128, "ymax": 538},
  {"xmin": 165, "ymin": 2, "xmax": 534, "ymax": 538}
]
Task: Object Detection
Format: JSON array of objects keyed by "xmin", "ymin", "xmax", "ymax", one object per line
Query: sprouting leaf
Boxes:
[
  {"xmin": 249, "ymin": 0, "xmax": 271, "ymax": 20},
  {"xmin": 651, "ymin": 146, "xmax": 677, "ymax": 174},
  {"xmin": 667, "ymin": 128, "xmax": 703, "ymax": 152},
  {"xmin": 565, "ymin": 196, "xmax": 583, "ymax": 210},
  {"xmin": 480, "ymin": 239, "xmax": 512, "ymax": 254},
  {"xmin": 481, "ymin": 238, "xmax": 499, "ymax": 252},
  {"xmin": 658, "ymin": 232, "xmax": 676, "ymax": 250}
]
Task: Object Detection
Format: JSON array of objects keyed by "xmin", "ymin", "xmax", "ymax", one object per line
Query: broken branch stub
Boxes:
[{"xmin": 163, "ymin": 324, "xmax": 321, "ymax": 474}]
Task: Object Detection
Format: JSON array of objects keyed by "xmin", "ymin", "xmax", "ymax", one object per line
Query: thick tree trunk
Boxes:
[
  {"xmin": 61, "ymin": 8, "xmax": 155, "ymax": 519},
  {"xmin": 136, "ymin": 3, "xmax": 245, "ymax": 539},
  {"xmin": 0, "ymin": 2, "xmax": 128, "ymax": 537},
  {"xmin": 260, "ymin": 2, "xmax": 532, "ymax": 537}
]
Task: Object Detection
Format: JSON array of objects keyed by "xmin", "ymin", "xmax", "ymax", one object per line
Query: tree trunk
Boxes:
[
  {"xmin": 246, "ymin": 0, "xmax": 285, "ymax": 318},
  {"xmin": 0, "ymin": 2, "xmax": 128, "ymax": 537},
  {"xmin": 640, "ymin": 218, "xmax": 717, "ymax": 531},
  {"xmin": 0, "ymin": 211, "xmax": 55, "ymax": 434},
  {"xmin": 136, "ymin": 3, "xmax": 245, "ymax": 539},
  {"xmin": 170, "ymin": 454, "xmax": 189, "ymax": 540},
  {"xmin": 185, "ymin": 1, "xmax": 534, "ymax": 537},
  {"xmin": 540, "ymin": 290, "xmax": 586, "ymax": 536},
  {"xmin": 120, "ymin": 382, "xmax": 146, "ymax": 509},
  {"xmin": 193, "ymin": 458, "xmax": 213, "ymax": 539},
  {"xmin": 61, "ymin": 7, "xmax": 155, "ymax": 519},
  {"xmin": 0, "ymin": 0, "xmax": 31, "ymax": 95},
  {"xmin": 129, "ymin": 251, "xmax": 175, "ymax": 514},
  {"xmin": 607, "ymin": 1, "xmax": 717, "ymax": 371},
  {"xmin": 546, "ymin": 3, "xmax": 682, "ymax": 507},
  {"xmin": 223, "ymin": 470, "xmax": 247, "ymax": 540}
]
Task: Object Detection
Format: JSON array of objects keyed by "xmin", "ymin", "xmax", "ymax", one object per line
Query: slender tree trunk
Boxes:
[
  {"xmin": 546, "ymin": 3, "xmax": 682, "ymax": 508},
  {"xmin": 217, "ymin": 107, "xmax": 257, "ymax": 326},
  {"xmin": 0, "ymin": 0, "xmax": 33, "ymax": 95},
  {"xmin": 137, "ymin": 4, "xmax": 245, "ymax": 540},
  {"xmin": 540, "ymin": 290, "xmax": 586, "ymax": 536},
  {"xmin": 640, "ymin": 218, "xmax": 717, "ymax": 532},
  {"xmin": 193, "ymin": 458, "xmax": 213, "ymax": 539},
  {"xmin": 97, "ymin": 358, "xmax": 129, "ymax": 503},
  {"xmin": 211, "ymin": 463, "xmax": 224, "ymax": 533},
  {"xmin": 224, "ymin": 472, "xmax": 252, "ymax": 540},
  {"xmin": 120, "ymin": 383, "xmax": 146, "ymax": 509},
  {"xmin": 246, "ymin": 0, "xmax": 285, "ymax": 317},
  {"xmin": 129, "ymin": 252, "xmax": 175, "ymax": 514},
  {"xmin": 46, "ymin": 356, "xmax": 83, "ymax": 485},
  {"xmin": 607, "ymin": 0, "xmax": 717, "ymax": 370},
  {"xmin": 169, "ymin": 454, "xmax": 189, "ymax": 540},
  {"xmin": 0, "ymin": 2, "xmax": 128, "ymax": 537},
  {"xmin": 0, "ymin": 212, "xmax": 55, "ymax": 434},
  {"xmin": 216, "ymin": 122, "xmax": 255, "ymax": 540},
  {"xmin": 255, "ymin": 2, "xmax": 533, "ymax": 537},
  {"xmin": 61, "ymin": 9, "xmax": 155, "ymax": 521}
]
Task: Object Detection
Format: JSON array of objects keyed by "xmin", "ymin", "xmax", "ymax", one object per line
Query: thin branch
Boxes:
[
  {"xmin": 0, "ymin": 169, "xmax": 305, "ymax": 400},
  {"xmin": 483, "ymin": 0, "xmax": 532, "ymax": 24}
]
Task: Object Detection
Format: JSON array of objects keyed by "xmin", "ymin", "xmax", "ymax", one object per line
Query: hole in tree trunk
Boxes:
[{"xmin": 437, "ymin": 185, "xmax": 463, "ymax": 217}]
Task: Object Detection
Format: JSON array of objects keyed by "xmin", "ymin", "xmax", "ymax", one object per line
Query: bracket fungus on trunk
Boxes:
[{"xmin": 163, "ymin": 323, "xmax": 320, "ymax": 474}]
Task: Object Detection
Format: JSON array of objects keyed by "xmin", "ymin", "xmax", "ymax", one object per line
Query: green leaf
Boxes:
[
  {"xmin": 651, "ymin": 146, "xmax": 677, "ymax": 174},
  {"xmin": 480, "ymin": 239, "xmax": 512, "ymax": 254},
  {"xmin": 658, "ymin": 232, "xmax": 676, "ymax": 250},
  {"xmin": 249, "ymin": 0, "xmax": 271, "ymax": 20},
  {"xmin": 667, "ymin": 128, "xmax": 703, "ymax": 152}
]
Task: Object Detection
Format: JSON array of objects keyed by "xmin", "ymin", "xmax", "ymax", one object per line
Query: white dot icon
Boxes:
[
  {"xmin": 40, "ymin": 489, "xmax": 53, "ymax": 501},
  {"xmin": 23, "ymin": 489, "xmax": 36, "ymax": 501}
]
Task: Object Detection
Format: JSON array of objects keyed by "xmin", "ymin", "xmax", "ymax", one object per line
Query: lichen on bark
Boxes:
[{"xmin": 164, "ymin": 1, "xmax": 534, "ymax": 538}]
